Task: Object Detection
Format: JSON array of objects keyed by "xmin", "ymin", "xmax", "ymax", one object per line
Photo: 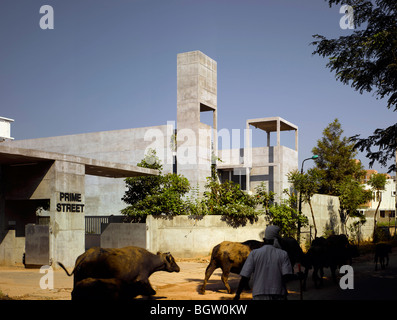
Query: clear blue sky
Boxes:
[{"xmin": 0, "ymin": 0, "xmax": 395, "ymax": 172}]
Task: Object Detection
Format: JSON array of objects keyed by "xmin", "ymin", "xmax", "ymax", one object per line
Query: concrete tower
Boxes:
[{"xmin": 176, "ymin": 51, "xmax": 217, "ymax": 193}]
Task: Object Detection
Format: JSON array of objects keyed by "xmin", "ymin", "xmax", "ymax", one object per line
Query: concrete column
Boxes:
[
  {"xmin": 245, "ymin": 167, "xmax": 250, "ymax": 192},
  {"xmin": 213, "ymin": 109, "xmax": 218, "ymax": 163},
  {"xmin": 49, "ymin": 160, "xmax": 85, "ymax": 268},
  {"xmin": 276, "ymin": 118, "xmax": 280, "ymax": 147}
]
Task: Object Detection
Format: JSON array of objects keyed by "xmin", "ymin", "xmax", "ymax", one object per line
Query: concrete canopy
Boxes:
[
  {"xmin": 0, "ymin": 145, "xmax": 158, "ymax": 178},
  {"xmin": 247, "ymin": 117, "xmax": 298, "ymax": 132}
]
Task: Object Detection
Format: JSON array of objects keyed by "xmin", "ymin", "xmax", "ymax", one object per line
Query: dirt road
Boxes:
[{"xmin": 0, "ymin": 252, "xmax": 396, "ymax": 300}]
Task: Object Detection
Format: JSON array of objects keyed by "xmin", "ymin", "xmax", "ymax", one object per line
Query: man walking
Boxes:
[{"xmin": 234, "ymin": 225, "xmax": 298, "ymax": 300}]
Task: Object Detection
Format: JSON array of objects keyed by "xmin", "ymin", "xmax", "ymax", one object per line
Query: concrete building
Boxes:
[
  {"xmin": 360, "ymin": 171, "xmax": 396, "ymax": 227},
  {"xmin": 6, "ymin": 51, "xmax": 298, "ymax": 210},
  {"xmin": 218, "ymin": 117, "xmax": 298, "ymax": 201},
  {"xmin": 0, "ymin": 145, "xmax": 157, "ymax": 267},
  {"xmin": 0, "ymin": 50, "xmax": 299, "ymax": 265},
  {"xmin": 0, "ymin": 116, "xmax": 14, "ymax": 142}
]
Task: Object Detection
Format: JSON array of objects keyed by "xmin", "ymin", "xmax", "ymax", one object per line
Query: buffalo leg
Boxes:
[
  {"xmin": 139, "ymin": 280, "xmax": 156, "ymax": 297},
  {"xmin": 221, "ymin": 267, "xmax": 232, "ymax": 294},
  {"xmin": 199, "ymin": 261, "xmax": 217, "ymax": 294},
  {"xmin": 312, "ymin": 266, "xmax": 319, "ymax": 288},
  {"xmin": 381, "ymin": 257, "xmax": 385, "ymax": 269},
  {"xmin": 313, "ymin": 265, "xmax": 324, "ymax": 288},
  {"xmin": 319, "ymin": 267, "xmax": 324, "ymax": 287},
  {"xmin": 330, "ymin": 265, "xmax": 338, "ymax": 284},
  {"xmin": 302, "ymin": 266, "xmax": 310, "ymax": 291}
]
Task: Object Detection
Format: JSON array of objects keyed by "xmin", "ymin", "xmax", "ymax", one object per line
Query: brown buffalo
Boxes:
[
  {"xmin": 199, "ymin": 240, "xmax": 263, "ymax": 294},
  {"xmin": 199, "ymin": 238, "xmax": 304, "ymax": 294},
  {"xmin": 58, "ymin": 246, "xmax": 180, "ymax": 298}
]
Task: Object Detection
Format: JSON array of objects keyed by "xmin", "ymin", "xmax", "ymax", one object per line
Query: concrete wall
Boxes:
[
  {"xmin": 86, "ymin": 194, "xmax": 375, "ymax": 259},
  {"xmin": 301, "ymin": 194, "xmax": 374, "ymax": 242},
  {"xmin": 24, "ymin": 224, "xmax": 49, "ymax": 266},
  {"xmin": 100, "ymin": 223, "xmax": 146, "ymax": 249},
  {"xmin": 0, "ymin": 230, "xmax": 24, "ymax": 265},
  {"xmin": 142, "ymin": 195, "xmax": 373, "ymax": 258},
  {"xmin": 146, "ymin": 215, "xmax": 267, "ymax": 258}
]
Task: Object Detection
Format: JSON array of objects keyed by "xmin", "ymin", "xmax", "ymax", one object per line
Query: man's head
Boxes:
[{"xmin": 263, "ymin": 225, "xmax": 281, "ymax": 248}]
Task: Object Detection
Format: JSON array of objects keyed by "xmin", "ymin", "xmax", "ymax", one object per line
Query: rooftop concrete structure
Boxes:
[
  {"xmin": 247, "ymin": 117, "xmax": 298, "ymax": 151},
  {"xmin": 245, "ymin": 117, "xmax": 298, "ymax": 200},
  {"xmin": 217, "ymin": 117, "xmax": 298, "ymax": 202},
  {"xmin": 177, "ymin": 51, "xmax": 217, "ymax": 192}
]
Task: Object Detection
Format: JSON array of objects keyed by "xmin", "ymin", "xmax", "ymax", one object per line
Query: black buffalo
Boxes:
[
  {"xmin": 58, "ymin": 246, "xmax": 180, "ymax": 299},
  {"xmin": 374, "ymin": 242, "xmax": 392, "ymax": 271},
  {"xmin": 303, "ymin": 234, "xmax": 359, "ymax": 289},
  {"xmin": 72, "ymin": 278, "xmax": 156, "ymax": 300}
]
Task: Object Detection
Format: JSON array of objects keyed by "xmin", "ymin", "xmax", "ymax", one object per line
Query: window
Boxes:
[{"xmin": 218, "ymin": 169, "xmax": 246, "ymax": 190}]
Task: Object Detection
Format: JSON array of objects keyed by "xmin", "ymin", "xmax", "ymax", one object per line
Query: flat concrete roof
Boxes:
[
  {"xmin": 247, "ymin": 117, "xmax": 298, "ymax": 132},
  {"xmin": 0, "ymin": 116, "xmax": 14, "ymax": 123},
  {"xmin": 0, "ymin": 145, "xmax": 158, "ymax": 178}
]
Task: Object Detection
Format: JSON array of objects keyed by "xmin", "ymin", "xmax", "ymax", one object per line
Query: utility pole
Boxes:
[{"xmin": 298, "ymin": 155, "xmax": 318, "ymax": 244}]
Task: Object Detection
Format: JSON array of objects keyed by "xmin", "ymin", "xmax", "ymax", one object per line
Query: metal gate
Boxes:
[{"xmin": 24, "ymin": 224, "xmax": 50, "ymax": 267}]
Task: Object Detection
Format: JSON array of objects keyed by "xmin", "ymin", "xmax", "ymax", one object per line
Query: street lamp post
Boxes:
[{"xmin": 297, "ymin": 155, "xmax": 319, "ymax": 244}]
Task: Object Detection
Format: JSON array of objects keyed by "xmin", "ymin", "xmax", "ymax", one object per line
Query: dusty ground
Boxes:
[{"xmin": 0, "ymin": 252, "xmax": 396, "ymax": 300}]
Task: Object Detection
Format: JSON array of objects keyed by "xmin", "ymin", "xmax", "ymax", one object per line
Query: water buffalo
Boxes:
[
  {"xmin": 199, "ymin": 238, "xmax": 303, "ymax": 294},
  {"xmin": 58, "ymin": 246, "xmax": 180, "ymax": 298},
  {"xmin": 374, "ymin": 242, "xmax": 392, "ymax": 271},
  {"xmin": 72, "ymin": 278, "xmax": 156, "ymax": 300},
  {"xmin": 303, "ymin": 234, "xmax": 358, "ymax": 289}
]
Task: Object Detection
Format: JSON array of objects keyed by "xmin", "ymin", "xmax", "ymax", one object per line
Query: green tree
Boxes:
[
  {"xmin": 121, "ymin": 149, "xmax": 163, "ymax": 208},
  {"xmin": 121, "ymin": 149, "xmax": 191, "ymax": 222},
  {"xmin": 312, "ymin": 0, "xmax": 396, "ymax": 173},
  {"xmin": 202, "ymin": 176, "xmax": 260, "ymax": 226},
  {"xmin": 367, "ymin": 173, "xmax": 387, "ymax": 240},
  {"xmin": 254, "ymin": 182, "xmax": 275, "ymax": 214},
  {"xmin": 312, "ymin": 119, "xmax": 365, "ymax": 195},
  {"xmin": 267, "ymin": 202, "xmax": 308, "ymax": 238},
  {"xmin": 287, "ymin": 169, "xmax": 321, "ymax": 238}
]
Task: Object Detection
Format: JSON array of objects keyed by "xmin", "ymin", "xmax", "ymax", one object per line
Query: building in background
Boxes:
[
  {"xmin": 0, "ymin": 51, "xmax": 299, "ymax": 266},
  {"xmin": 5, "ymin": 51, "xmax": 298, "ymax": 217},
  {"xmin": 360, "ymin": 170, "xmax": 396, "ymax": 227}
]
